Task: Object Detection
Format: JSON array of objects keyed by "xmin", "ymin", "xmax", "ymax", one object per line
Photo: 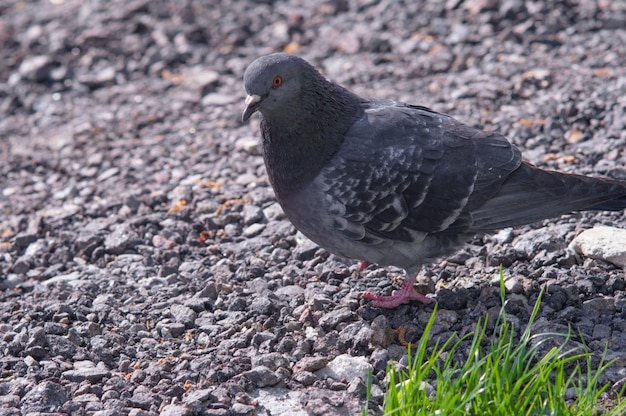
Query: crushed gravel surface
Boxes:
[{"xmin": 1, "ymin": 0, "xmax": 626, "ymax": 415}]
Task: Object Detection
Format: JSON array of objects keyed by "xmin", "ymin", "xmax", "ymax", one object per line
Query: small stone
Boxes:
[
  {"xmin": 242, "ymin": 204, "xmax": 264, "ymax": 225},
  {"xmin": 243, "ymin": 223, "xmax": 265, "ymax": 237},
  {"xmin": 17, "ymin": 55, "xmax": 53, "ymax": 81},
  {"xmin": 242, "ymin": 366, "xmax": 281, "ymax": 387},
  {"xmin": 62, "ymin": 361, "xmax": 110, "ymax": 382},
  {"xmin": 294, "ymin": 356, "xmax": 328, "ymax": 373},
  {"xmin": 13, "ymin": 232, "xmax": 38, "ymax": 249},
  {"xmin": 338, "ymin": 321, "xmax": 372, "ymax": 350},
  {"xmin": 44, "ymin": 322, "xmax": 67, "ymax": 335},
  {"xmin": 262, "ymin": 203, "xmax": 285, "ymax": 221},
  {"xmin": 129, "ymin": 385, "xmax": 162, "ymax": 410},
  {"xmin": 569, "ymin": 226, "xmax": 626, "ymax": 268},
  {"xmin": 251, "ymin": 352, "xmax": 290, "ymax": 371},
  {"xmin": 369, "ymin": 315, "xmax": 394, "ymax": 347},
  {"xmin": 182, "ymin": 388, "xmax": 215, "ymax": 407},
  {"xmin": 592, "ymin": 324, "xmax": 612, "ymax": 340},
  {"xmin": 249, "ymin": 296, "xmax": 274, "ymax": 315},
  {"xmin": 104, "ymin": 223, "xmax": 141, "ymax": 254},
  {"xmin": 231, "ymin": 402, "xmax": 256, "ymax": 415},
  {"xmin": 160, "ymin": 257, "xmax": 181, "ymax": 276},
  {"xmin": 170, "ymin": 304, "xmax": 197, "ymax": 328},
  {"xmin": 292, "ymin": 371, "xmax": 318, "ymax": 386},
  {"xmin": 160, "ymin": 404, "xmax": 193, "ymax": 416},
  {"xmin": 315, "ymin": 354, "xmax": 371, "ymax": 382},
  {"xmin": 78, "ymin": 66, "xmax": 116, "ymax": 88},
  {"xmin": 162, "ymin": 322, "xmax": 186, "ymax": 337},
  {"xmin": 236, "ymin": 173, "xmax": 257, "ymax": 186},
  {"xmin": 318, "ymin": 308, "xmax": 357, "ymax": 331},
  {"xmin": 582, "ymin": 297, "xmax": 616, "ymax": 314},
  {"xmin": 293, "ymin": 237, "xmax": 319, "ymax": 261},
  {"xmin": 19, "ymin": 381, "xmax": 69, "ymax": 413}
]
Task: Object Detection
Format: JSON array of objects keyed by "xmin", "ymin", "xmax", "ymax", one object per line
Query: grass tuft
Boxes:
[{"xmin": 363, "ymin": 267, "xmax": 626, "ymax": 416}]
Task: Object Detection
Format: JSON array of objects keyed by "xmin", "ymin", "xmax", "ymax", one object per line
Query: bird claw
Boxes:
[
  {"xmin": 355, "ymin": 260, "xmax": 371, "ymax": 276},
  {"xmin": 362, "ymin": 279, "xmax": 435, "ymax": 309}
]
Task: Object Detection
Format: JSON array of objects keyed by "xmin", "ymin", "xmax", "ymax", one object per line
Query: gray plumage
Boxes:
[{"xmin": 242, "ymin": 53, "xmax": 626, "ymax": 308}]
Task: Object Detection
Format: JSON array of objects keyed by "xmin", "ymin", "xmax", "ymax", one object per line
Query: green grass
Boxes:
[{"xmin": 363, "ymin": 268, "xmax": 626, "ymax": 415}]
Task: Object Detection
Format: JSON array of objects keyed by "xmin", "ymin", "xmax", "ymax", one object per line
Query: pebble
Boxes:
[
  {"xmin": 569, "ymin": 226, "xmax": 626, "ymax": 268},
  {"xmin": 318, "ymin": 308, "xmax": 357, "ymax": 331},
  {"xmin": 316, "ymin": 354, "xmax": 371, "ymax": 382},
  {"xmin": 250, "ymin": 387, "xmax": 308, "ymax": 416},
  {"xmin": 19, "ymin": 381, "xmax": 69, "ymax": 413},
  {"xmin": 160, "ymin": 404, "xmax": 193, "ymax": 416},
  {"xmin": 242, "ymin": 366, "xmax": 282, "ymax": 387},
  {"xmin": 62, "ymin": 361, "xmax": 110, "ymax": 383},
  {"xmin": 170, "ymin": 304, "xmax": 198, "ymax": 328},
  {"xmin": 104, "ymin": 223, "xmax": 142, "ymax": 254},
  {"xmin": 294, "ymin": 356, "xmax": 329, "ymax": 373}
]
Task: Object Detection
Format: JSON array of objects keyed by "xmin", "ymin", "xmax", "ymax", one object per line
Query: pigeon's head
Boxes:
[{"xmin": 242, "ymin": 53, "xmax": 314, "ymax": 123}]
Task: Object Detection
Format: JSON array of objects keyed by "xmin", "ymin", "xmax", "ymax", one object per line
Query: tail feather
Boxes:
[{"xmin": 467, "ymin": 162, "xmax": 626, "ymax": 232}]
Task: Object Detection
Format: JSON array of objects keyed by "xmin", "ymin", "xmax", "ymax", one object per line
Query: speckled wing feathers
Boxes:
[{"xmin": 318, "ymin": 103, "xmax": 522, "ymax": 246}]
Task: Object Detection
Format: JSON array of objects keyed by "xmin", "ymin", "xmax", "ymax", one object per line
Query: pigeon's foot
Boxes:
[
  {"xmin": 356, "ymin": 260, "xmax": 371, "ymax": 275},
  {"xmin": 363, "ymin": 278, "xmax": 435, "ymax": 309}
]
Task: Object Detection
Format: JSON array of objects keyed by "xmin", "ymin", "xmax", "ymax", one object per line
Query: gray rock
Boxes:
[
  {"xmin": 262, "ymin": 203, "xmax": 286, "ymax": 221},
  {"xmin": 17, "ymin": 54, "xmax": 54, "ymax": 81},
  {"xmin": 20, "ymin": 381, "xmax": 69, "ymax": 413},
  {"xmin": 249, "ymin": 296, "xmax": 275, "ymax": 315},
  {"xmin": 243, "ymin": 223, "xmax": 266, "ymax": 237},
  {"xmin": 338, "ymin": 321, "xmax": 372, "ymax": 351},
  {"xmin": 170, "ymin": 304, "xmax": 197, "ymax": 328},
  {"xmin": 293, "ymin": 236, "xmax": 319, "ymax": 261},
  {"xmin": 318, "ymin": 308, "xmax": 357, "ymax": 331},
  {"xmin": 294, "ymin": 356, "xmax": 328, "ymax": 373},
  {"xmin": 292, "ymin": 370, "xmax": 318, "ymax": 386},
  {"xmin": 62, "ymin": 361, "xmax": 110, "ymax": 382},
  {"xmin": 160, "ymin": 322, "xmax": 186, "ymax": 338},
  {"xmin": 104, "ymin": 223, "xmax": 142, "ymax": 254},
  {"xmin": 160, "ymin": 404, "xmax": 193, "ymax": 416},
  {"xmin": 13, "ymin": 232, "xmax": 38, "ymax": 249},
  {"xmin": 242, "ymin": 204, "xmax": 265, "ymax": 225},
  {"xmin": 243, "ymin": 366, "xmax": 282, "ymax": 387},
  {"xmin": 582, "ymin": 297, "xmax": 616, "ymax": 314},
  {"xmin": 129, "ymin": 385, "xmax": 162, "ymax": 410},
  {"xmin": 231, "ymin": 402, "xmax": 256, "ymax": 415},
  {"xmin": 182, "ymin": 388, "xmax": 216, "ymax": 412},
  {"xmin": 251, "ymin": 352, "xmax": 290, "ymax": 371},
  {"xmin": 369, "ymin": 314, "xmax": 394, "ymax": 347}
]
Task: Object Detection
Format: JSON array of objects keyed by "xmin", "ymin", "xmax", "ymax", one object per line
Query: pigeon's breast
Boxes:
[{"xmin": 278, "ymin": 178, "xmax": 437, "ymax": 268}]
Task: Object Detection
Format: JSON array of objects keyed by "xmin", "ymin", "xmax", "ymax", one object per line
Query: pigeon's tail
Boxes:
[{"xmin": 468, "ymin": 162, "xmax": 626, "ymax": 231}]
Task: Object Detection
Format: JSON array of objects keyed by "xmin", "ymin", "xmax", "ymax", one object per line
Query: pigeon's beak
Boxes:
[{"xmin": 242, "ymin": 94, "xmax": 263, "ymax": 122}]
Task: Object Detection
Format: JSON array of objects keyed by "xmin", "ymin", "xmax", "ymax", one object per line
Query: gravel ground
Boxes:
[{"xmin": 1, "ymin": 0, "xmax": 626, "ymax": 415}]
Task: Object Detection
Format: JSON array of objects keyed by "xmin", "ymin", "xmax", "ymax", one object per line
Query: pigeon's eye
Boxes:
[{"xmin": 272, "ymin": 76, "xmax": 283, "ymax": 88}]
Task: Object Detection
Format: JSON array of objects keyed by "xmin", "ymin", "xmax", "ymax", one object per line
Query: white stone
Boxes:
[
  {"xmin": 250, "ymin": 387, "xmax": 307, "ymax": 416},
  {"xmin": 315, "ymin": 354, "xmax": 371, "ymax": 382},
  {"xmin": 568, "ymin": 226, "xmax": 626, "ymax": 268}
]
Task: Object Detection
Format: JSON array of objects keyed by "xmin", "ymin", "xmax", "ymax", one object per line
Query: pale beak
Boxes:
[{"xmin": 242, "ymin": 94, "xmax": 263, "ymax": 122}]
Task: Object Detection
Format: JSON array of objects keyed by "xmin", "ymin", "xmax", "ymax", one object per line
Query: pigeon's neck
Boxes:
[{"xmin": 261, "ymin": 80, "xmax": 362, "ymax": 198}]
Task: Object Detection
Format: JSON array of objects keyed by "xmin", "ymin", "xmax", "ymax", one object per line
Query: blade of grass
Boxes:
[{"xmin": 365, "ymin": 266, "xmax": 626, "ymax": 416}]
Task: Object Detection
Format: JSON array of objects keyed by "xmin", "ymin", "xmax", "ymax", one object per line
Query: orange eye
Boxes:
[{"xmin": 272, "ymin": 76, "xmax": 282, "ymax": 87}]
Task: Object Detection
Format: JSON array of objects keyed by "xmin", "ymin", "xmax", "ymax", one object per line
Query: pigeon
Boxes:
[{"xmin": 242, "ymin": 53, "xmax": 626, "ymax": 309}]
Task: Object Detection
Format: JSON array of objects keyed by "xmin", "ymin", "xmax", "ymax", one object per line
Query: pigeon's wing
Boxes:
[{"xmin": 319, "ymin": 103, "xmax": 521, "ymax": 245}]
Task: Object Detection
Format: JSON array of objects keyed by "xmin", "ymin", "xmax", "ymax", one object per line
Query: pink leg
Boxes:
[
  {"xmin": 362, "ymin": 276, "xmax": 435, "ymax": 309},
  {"xmin": 357, "ymin": 260, "xmax": 371, "ymax": 274}
]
